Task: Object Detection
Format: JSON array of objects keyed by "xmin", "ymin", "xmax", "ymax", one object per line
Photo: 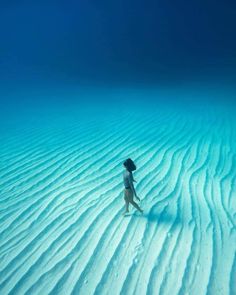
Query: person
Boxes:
[{"xmin": 123, "ymin": 158, "xmax": 143, "ymax": 215}]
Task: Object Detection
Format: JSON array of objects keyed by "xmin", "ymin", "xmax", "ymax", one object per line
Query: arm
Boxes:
[
  {"xmin": 128, "ymin": 173, "xmax": 140, "ymax": 201},
  {"xmin": 131, "ymin": 173, "xmax": 137, "ymax": 183}
]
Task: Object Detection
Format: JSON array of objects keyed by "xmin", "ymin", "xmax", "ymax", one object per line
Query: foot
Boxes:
[{"xmin": 123, "ymin": 211, "xmax": 129, "ymax": 216}]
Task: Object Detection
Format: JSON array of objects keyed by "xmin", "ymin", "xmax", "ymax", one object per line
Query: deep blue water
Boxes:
[{"xmin": 1, "ymin": 1, "xmax": 236, "ymax": 294}]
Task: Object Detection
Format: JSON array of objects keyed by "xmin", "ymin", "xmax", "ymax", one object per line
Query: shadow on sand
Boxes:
[{"xmin": 131, "ymin": 208, "xmax": 181, "ymax": 225}]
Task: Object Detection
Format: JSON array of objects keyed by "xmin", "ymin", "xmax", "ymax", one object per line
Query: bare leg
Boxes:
[
  {"xmin": 123, "ymin": 198, "xmax": 129, "ymax": 215},
  {"xmin": 130, "ymin": 200, "xmax": 143, "ymax": 213},
  {"xmin": 125, "ymin": 199, "xmax": 129, "ymax": 212}
]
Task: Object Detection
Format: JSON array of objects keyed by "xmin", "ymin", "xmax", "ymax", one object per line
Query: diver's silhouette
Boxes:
[{"xmin": 123, "ymin": 158, "xmax": 143, "ymax": 215}]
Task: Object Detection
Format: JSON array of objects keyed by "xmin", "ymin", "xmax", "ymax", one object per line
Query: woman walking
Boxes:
[{"xmin": 123, "ymin": 158, "xmax": 143, "ymax": 215}]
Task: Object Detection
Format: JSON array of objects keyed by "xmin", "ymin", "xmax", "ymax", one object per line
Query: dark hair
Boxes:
[{"xmin": 123, "ymin": 158, "xmax": 136, "ymax": 172}]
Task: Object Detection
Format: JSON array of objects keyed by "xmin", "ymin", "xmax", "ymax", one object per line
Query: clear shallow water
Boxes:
[{"xmin": 0, "ymin": 86, "xmax": 236, "ymax": 295}]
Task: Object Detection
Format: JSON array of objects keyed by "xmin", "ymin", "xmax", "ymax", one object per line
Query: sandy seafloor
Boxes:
[{"xmin": 0, "ymin": 86, "xmax": 236, "ymax": 295}]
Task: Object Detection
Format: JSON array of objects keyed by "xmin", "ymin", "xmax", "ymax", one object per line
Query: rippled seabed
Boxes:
[{"xmin": 0, "ymin": 87, "xmax": 236, "ymax": 295}]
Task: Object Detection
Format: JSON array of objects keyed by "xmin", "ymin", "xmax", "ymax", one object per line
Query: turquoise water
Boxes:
[{"xmin": 0, "ymin": 85, "xmax": 236, "ymax": 295}]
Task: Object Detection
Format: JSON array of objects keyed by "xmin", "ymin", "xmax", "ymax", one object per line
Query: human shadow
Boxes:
[{"xmin": 133, "ymin": 208, "xmax": 181, "ymax": 225}]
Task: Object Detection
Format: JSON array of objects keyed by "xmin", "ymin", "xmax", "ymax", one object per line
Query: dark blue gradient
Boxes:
[{"xmin": 0, "ymin": 0, "xmax": 236, "ymax": 87}]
